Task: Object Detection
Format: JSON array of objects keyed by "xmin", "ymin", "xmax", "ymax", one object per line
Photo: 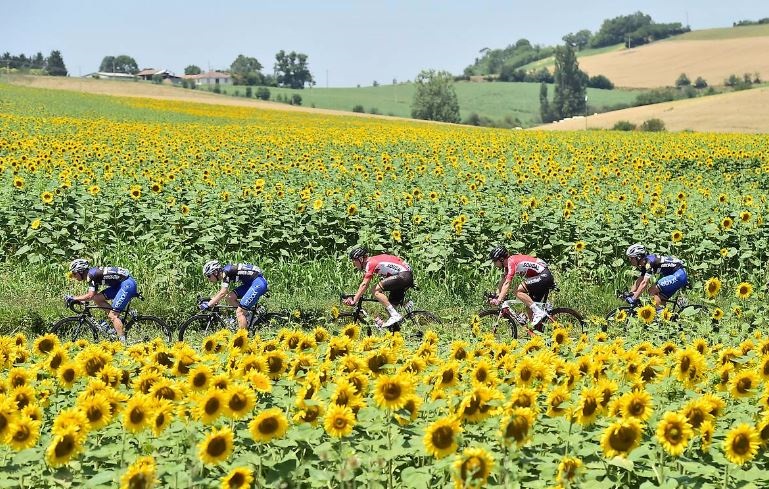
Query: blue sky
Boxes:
[{"xmin": 3, "ymin": 1, "xmax": 767, "ymax": 87}]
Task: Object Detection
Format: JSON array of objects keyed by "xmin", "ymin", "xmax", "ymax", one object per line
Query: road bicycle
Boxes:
[
  {"xmin": 51, "ymin": 295, "xmax": 170, "ymax": 343},
  {"xmin": 177, "ymin": 295, "xmax": 289, "ymax": 341},
  {"xmin": 336, "ymin": 290, "xmax": 441, "ymax": 339},
  {"xmin": 477, "ymin": 287, "xmax": 585, "ymax": 342},
  {"xmin": 604, "ymin": 285, "xmax": 713, "ymax": 333}
]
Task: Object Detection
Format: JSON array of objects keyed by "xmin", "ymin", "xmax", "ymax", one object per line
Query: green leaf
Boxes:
[{"xmin": 13, "ymin": 245, "xmax": 32, "ymax": 257}]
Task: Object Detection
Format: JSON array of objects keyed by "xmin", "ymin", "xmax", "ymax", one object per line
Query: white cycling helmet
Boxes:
[
  {"xmin": 69, "ymin": 258, "xmax": 90, "ymax": 275},
  {"xmin": 203, "ymin": 260, "xmax": 223, "ymax": 277},
  {"xmin": 625, "ymin": 243, "xmax": 646, "ymax": 258}
]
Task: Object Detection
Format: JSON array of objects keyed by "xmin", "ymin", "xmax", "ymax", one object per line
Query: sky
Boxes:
[{"xmin": 3, "ymin": 1, "xmax": 767, "ymax": 87}]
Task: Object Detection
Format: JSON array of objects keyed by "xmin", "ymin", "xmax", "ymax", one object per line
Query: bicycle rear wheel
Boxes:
[
  {"xmin": 546, "ymin": 308, "xmax": 586, "ymax": 343},
  {"xmin": 178, "ymin": 314, "xmax": 225, "ymax": 342},
  {"xmin": 51, "ymin": 316, "xmax": 99, "ymax": 342},
  {"xmin": 672, "ymin": 304, "xmax": 715, "ymax": 329},
  {"xmin": 249, "ymin": 311, "xmax": 290, "ymax": 335},
  {"xmin": 126, "ymin": 315, "xmax": 171, "ymax": 344},
  {"xmin": 401, "ymin": 310, "xmax": 441, "ymax": 342},
  {"xmin": 477, "ymin": 309, "xmax": 518, "ymax": 341}
]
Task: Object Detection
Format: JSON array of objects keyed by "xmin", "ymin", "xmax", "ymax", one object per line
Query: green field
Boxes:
[
  {"xmin": 215, "ymin": 81, "xmax": 644, "ymax": 126},
  {"xmin": 671, "ymin": 23, "xmax": 769, "ymax": 41},
  {"xmin": 517, "ymin": 43, "xmax": 625, "ymax": 73}
]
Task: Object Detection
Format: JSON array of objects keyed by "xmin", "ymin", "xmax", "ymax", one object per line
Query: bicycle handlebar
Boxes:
[{"xmin": 339, "ymin": 293, "xmax": 379, "ymax": 304}]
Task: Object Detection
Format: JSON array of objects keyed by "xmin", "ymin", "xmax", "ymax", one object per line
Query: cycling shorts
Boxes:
[
  {"xmin": 379, "ymin": 271, "xmax": 414, "ymax": 306},
  {"xmin": 521, "ymin": 269, "xmax": 554, "ymax": 303},
  {"xmin": 235, "ymin": 276, "xmax": 268, "ymax": 309},
  {"xmin": 101, "ymin": 277, "xmax": 138, "ymax": 312},
  {"xmin": 656, "ymin": 268, "xmax": 687, "ymax": 300}
]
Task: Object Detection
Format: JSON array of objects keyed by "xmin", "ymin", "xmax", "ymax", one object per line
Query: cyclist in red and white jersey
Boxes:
[
  {"xmin": 344, "ymin": 247, "xmax": 414, "ymax": 328},
  {"xmin": 488, "ymin": 245, "xmax": 554, "ymax": 327}
]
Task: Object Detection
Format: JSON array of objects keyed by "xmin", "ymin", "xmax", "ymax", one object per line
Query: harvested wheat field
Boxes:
[
  {"xmin": 579, "ymin": 37, "xmax": 769, "ymax": 88},
  {"xmin": 537, "ymin": 86, "xmax": 769, "ymax": 133}
]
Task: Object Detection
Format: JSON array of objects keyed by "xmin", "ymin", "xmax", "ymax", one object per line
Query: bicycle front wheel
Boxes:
[
  {"xmin": 126, "ymin": 315, "xmax": 171, "ymax": 344},
  {"xmin": 178, "ymin": 314, "xmax": 225, "ymax": 342},
  {"xmin": 546, "ymin": 308, "xmax": 586, "ymax": 344},
  {"xmin": 51, "ymin": 316, "xmax": 99, "ymax": 342},
  {"xmin": 402, "ymin": 310, "xmax": 441, "ymax": 342},
  {"xmin": 477, "ymin": 309, "xmax": 518, "ymax": 341}
]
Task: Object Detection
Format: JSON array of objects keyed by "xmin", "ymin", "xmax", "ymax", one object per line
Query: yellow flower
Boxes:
[
  {"xmin": 452, "ymin": 447, "xmax": 494, "ymax": 489},
  {"xmin": 721, "ymin": 216, "xmax": 733, "ymax": 229},
  {"xmin": 324, "ymin": 404, "xmax": 356, "ymax": 438},
  {"xmin": 636, "ymin": 305, "xmax": 656, "ymax": 324},
  {"xmin": 312, "ymin": 198, "xmax": 324, "ymax": 210},
  {"xmin": 120, "ymin": 456, "xmax": 157, "ymax": 489},
  {"xmin": 704, "ymin": 277, "xmax": 721, "ymax": 299},
  {"xmin": 391, "ymin": 229, "xmax": 402, "ymax": 242},
  {"xmin": 249, "ymin": 407, "xmax": 288, "ymax": 443},
  {"xmin": 601, "ymin": 418, "xmax": 642, "ymax": 458},
  {"xmin": 740, "ymin": 211, "xmax": 752, "ymax": 222},
  {"xmin": 224, "ymin": 384, "xmax": 256, "ymax": 420},
  {"xmin": 346, "ymin": 204, "xmax": 358, "ymax": 216},
  {"xmin": 671, "ymin": 230, "xmax": 683, "ymax": 243},
  {"xmin": 556, "ymin": 456, "xmax": 583, "ymax": 485},
  {"xmin": 88, "ymin": 185, "xmax": 101, "ymax": 196},
  {"xmin": 13, "ymin": 176, "xmax": 25, "ymax": 189},
  {"xmin": 373, "ymin": 373, "xmax": 413, "ymax": 410},
  {"xmin": 30, "ymin": 218, "xmax": 42, "ymax": 230},
  {"xmin": 194, "ymin": 389, "xmax": 227, "ymax": 424},
  {"xmin": 220, "ymin": 467, "xmax": 254, "ymax": 489},
  {"xmin": 41, "ymin": 191, "xmax": 54, "ymax": 204},
  {"xmin": 736, "ymin": 282, "xmax": 753, "ymax": 300},
  {"xmin": 197, "ymin": 426, "xmax": 234, "ymax": 465},
  {"xmin": 6, "ymin": 416, "xmax": 41, "ymax": 451},
  {"xmin": 424, "ymin": 416, "xmax": 461, "ymax": 458},
  {"xmin": 45, "ymin": 428, "xmax": 84, "ymax": 467},
  {"xmin": 499, "ymin": 407, "xmax": 535, "ymax": 446},
  {"xmin": 574, "ymin": 240, "xmax": 586, "ymax": 252},
  {"xmin": 723, "ymin": 424, "xmax": 760, "ymax": 465},
  {"xmin": 129, "ymin": 187, "xmax": 142, "ymax": 200},
  {"xmin": 656, "ymin": 411, "xmax": 693, "ymax": 456},
  {"xmin": 729, "ymin": 370, "xmax": 760, "ymax": 398}
]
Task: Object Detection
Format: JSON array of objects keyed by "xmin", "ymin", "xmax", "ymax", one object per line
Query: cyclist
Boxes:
[
  {"xmin": 67, "ymin": 259, "xmax": 137, "ymax": 343},
  {"xmin": 488, "ymin": 246, "xmax": 553, "ymax": 328},
  {"xmin": 344, "ymin": 247, "xmax": 413, "ymax": 329},
  {"xmin": 201, "ymin": 260, "xmax": 268, "ymax": 330},
  {"xmin": 624, "ymin": 243, "xmax": 687, "ymax": 310}
]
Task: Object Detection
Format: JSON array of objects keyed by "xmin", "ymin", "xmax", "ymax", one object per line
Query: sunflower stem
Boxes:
[
  {"xmin": 722, "ymin": 463, "xmax": 729, "ymax": 489},
  {"xmin": 387, "ymin": 412, "xmax": 394, "ymax": 489}
]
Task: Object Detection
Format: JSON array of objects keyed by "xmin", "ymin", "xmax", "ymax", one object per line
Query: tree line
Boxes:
[{"xmin": 1, "ymin": 51, "xmax": 67, "ymax": 76}]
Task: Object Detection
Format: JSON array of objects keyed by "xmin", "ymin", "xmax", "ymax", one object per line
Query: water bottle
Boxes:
[{"xmin": 404, "ymin": 300, "xmax": 415, "ymax": 314}]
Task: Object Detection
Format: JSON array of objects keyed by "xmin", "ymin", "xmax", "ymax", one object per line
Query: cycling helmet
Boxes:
[
  {"xmin": 489, "ymin": 245, "xmax": 509, "ymax": 261},
  {"xmin": 203, "ymin": 260, "xmax": 223, "ymax": 277},
  {"xmin": 69, "ymin": 258, "xmax": 90, "ymax": 275},
  {"xmin": 349, "ymin": 247, "xmax": 368, "ymax": 260},
  {"xmin": 626, "ymin": 243, "xmax": 647, "ymax": 258}
]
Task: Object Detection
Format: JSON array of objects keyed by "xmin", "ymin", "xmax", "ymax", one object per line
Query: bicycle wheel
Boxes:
[
  {"xmin": 125, "ymin": 315, "xmax": 171, "ymax": 344},
  {"xmin": 249, "ymin": 312, "xmax": 289, "ymax": 334},
  {"xmin": 477, "ymin": 309, "xmax": 518, "ymax": 341},
  {"xmin": 178, "ymin": 314, "xmax": 225, "ymax": 342},
  {"xmin": 604, "ymin": 306, "xmax": 634, "ymax": 333},
  {"xmin": 546, "ymin": 308, "xmax": 586, "ymax": 343},
  {"xmin": 672, "ymin": 304, "xmax": 715, "ymax": 328},
  {"xmin": 51, "ymin": 316, "xmax": 99, "ymax": 342},
  {"xmin": 401, "ymin": 310, "xmax": 441, "ymax": 341}
]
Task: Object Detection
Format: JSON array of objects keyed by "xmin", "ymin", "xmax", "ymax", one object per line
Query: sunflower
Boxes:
[
  {"xmin": 671, "ymin": 230, "xmax": 683, "ymax": 243},
  {"xmin": 6, "ymin": 416, "xmax": 41, "ymax": 451},
  {"xmin": 740, "ymin": 211, "xmax": 752, "ymax": 223},
  {"xmin": 324, "ymin": 404, "xmax": 356, "ymax": 438},
  {"xmin": 391, "ymin": 230, "xmax": 402, "ymax": 242},
  {"xmin": 469, "ymin": 358, "xmax": 497, "ymax": 386},
  {"xmin": 704, "ymin": 277, "xmax": 721, "ymax": 299},
  {"xmin": 42, "ymin": 423, "xmax": 81, "ymax": 467},
  {"xmin": 57, "ymin": 361, "xmax": 81, "ymax": 388},
  {"xmin": 293, "ymin": 401, "xmax": 324, "ymax": 426},
  {"xmin": 33, "ymin": 334, "xmax": 59, "ymax": 356},
  {"xmin": 681, "ymin": 398, "xmax": 713, "ymax": 429},
  {"xmin": 249, "ymin": 407, "xmax": 288, "ymax": 443},
  {"xmin": 221, "ymin": 467, "xmax": 254, "ymax": 489},
  {"xmin": 394, "ymin": 395, "xmax": 422, "ymax": 426},
  {"xmin": 198, "ymin": 426, "xmax": 234, "ymax": 465},
  {"xmin": 40, "ymin": 191, "xmax": 54, "ymax": 204},
  {"xmin": 556, "ymin": 456, "xmax": 583, "ymax": 485},
  {"xmin": 12, "ymin": 176, "xmax": 24, "ymax": 189},
  {"xmin": 619, "ymin": 390, "xmax": 654, "ymax": 421},
  {"xmin": 264, "ymin": 350, "xmax": 288, "ymax": 380},
  {"xmin": 712, "ymin": 308, "xmax": 724, "ymax": 321},
  {"xmin": 120, "ymin": 456, "xmax": 157, "ymax": 489},
  {"xmin": 723, "ymin": 424, "xmax": 760, "ymax": 465},
  {"xmin": 452, "ymin": 447, "xmax": 494, "ymax": 489},
  {"xmin": 195, "ymin": 388, "xmax": 227, "ymax": 424},
  {"xmin": 459, "ymin": 385, "xmax": 499, "ymax": 423},
  {"xmin": 225, "ymin": 384, "xmax": 256, "ymax": 419},
  {"xmin": 434, "ymin": 361, "xmax": 460, "ymax": 389},
  {"xmin": 130, "ymin": 188, "xmax": 142, "ymax": 200},
  {"xmin": 729, "ymin": 370, "xmax": 760, "ymax": 398},
  {"xmin": 757, "ymin": 414, "xmax": 769, "ymax": 447},
  {"xmin": 636, "ymin": 305, "xmax": 656, "ymax": 324},
  {"xmin": 78, "ymin": 393, "xmax": 113, "ymax": 431},
  {"xmin": 188, "ymin": 365, "xmax": 212, "ymax": 391},
  {"xmin": 546, "ymin": 386, "xmax": 571, "ymax": 418},
  {"xmin": 123, "ymin": 394, "xmax": 152, "ymax": 433},
  {"xmin": 601, "ymin": 418, "xmax": 642, "ymax": 458},
  {"xmin": 373, "ymin": 373, "xmax": 413, "ymax": 410},
  {"xmin": 721, "ymin": 216, "xmax": 733, "ymax": 230},
  {"xmin": 736, "ymin": 282, "xmax": 753, "ymax": 300},
  {"xmin": 150, "ymin": 400, "xmax": 174, "ymax": 436},
  {"xmin": 656, "ymin": 411, "xmax": 693, "ymax": 456},
  {"xmin": 499, "ymin": 407, "xmax": 535, "ymax": 447},
  {"xmin": 613, "ymin": 309, "xmax": 628, "ymax": 323},
  {"xmin": 575, "ymin": 387, "xmax": 602, "ymax": 426}
]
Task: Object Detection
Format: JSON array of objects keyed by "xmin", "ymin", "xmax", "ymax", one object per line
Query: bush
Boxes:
[
  {"xmin": 256, "ymin": 87, "xmax": 270, "ymax": 100},
  {"xmin": 587, "ymin": 75, "xmax": 614, "ymax": 90},
  {"xmin": 233, "ymin": 89, "xmax": 240, "ymax": 97},
  {"xmin": 291, "ymin": 94, "xmax": 302, "ymax": 106},
  {"xmin": 464, "ymin": 113, "xmax": 481, "ymax": 126},
  {"xmin": 694, "ymin": 77, "xmax": 708, "ymax": 89},
  {"xmin": 369, "ymin": 107, "xmax": 380, "ymax": 115},
  {"xmin": 612, "ymin": 120, "xmax": 636, "ymax": 131},
  {"xmin": 640, "ymin": 118, "xmax": 666, "ymax": 132},
  {"xmin": 352, "ymin": 105, "xmax": 365, "ymax": 113},
  {"xmin": 245, "ymin": 87, "xmax": 253, "ymax": 98},
  {"xmin": 212, "ymin": 85, "xmax": 221, "ymax": 94},
  {"xmin": 675, "ymin": 73, "xmax": 690, "ymax": 87},
  {"xmin": 151, "ymin": 74, "xmax": 163, "ymax": 84}
]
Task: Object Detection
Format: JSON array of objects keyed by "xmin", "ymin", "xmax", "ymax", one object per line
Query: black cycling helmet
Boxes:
[
  {"xmin": 489, "ymin": 245, "xmax": 509, "ymax": 261},
  {"xmin": 349, "ymin": 247, "xmax": 368, "ymax": 260}
]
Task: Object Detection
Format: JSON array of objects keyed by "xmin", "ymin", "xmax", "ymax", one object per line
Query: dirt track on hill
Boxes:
[
  {"xmin": 537, "ymin": 86, "xmax": 769, "ymax": 133},
  {"xmin": 578, "ymin": 37, "xmax": 769, "ymax": 89}
]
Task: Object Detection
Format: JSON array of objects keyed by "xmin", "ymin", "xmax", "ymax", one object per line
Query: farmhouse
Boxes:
[
  {"xmin": 82, "ymin": 72, "xmax": 136, "ymax": 81},
  {"xmin": 183, "ymin": 71, "xmax": 232, "ymax": 86},
  {"xmin": 136, "ymin": 68, "xmax": 181, "ymax": 83}
]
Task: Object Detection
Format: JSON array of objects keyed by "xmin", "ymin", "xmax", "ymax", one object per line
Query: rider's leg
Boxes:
[
  {"xmin": 104, "ymin": 278, "xmax": 137, "ymax": 339},
  {"xmin": 654, "ymin": 269, "xmax": 687, "ymax": 311},
  {"xmin": 514, "ymin": 285, "xmax": 536, "ymax": 321},
  {"xmin": 235, "ymin": 277, "xmax": 268, "ymax": 330},
  {"xmin": 376, "ymin": 272, "xmax": 412, "ymax": 328}
]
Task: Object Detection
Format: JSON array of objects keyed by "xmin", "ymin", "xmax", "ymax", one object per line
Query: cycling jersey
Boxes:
[
  {"xmin": 638, "ymin": 254, "xmax": 685, "ymax": 278},
  {"xmin": 363, "ymin": 255, "xmax": 412, "ymax": 280},
  {"xmin": 221, "ymin": 263, "xmax": 263, "ymax": 289},
  {"xmin": 504, "ymin": 255, "xmax": 548, "ymax": 281},
  {"xmin": 87, "ymin": 266, "xmax": 131, "ymax": 292}
]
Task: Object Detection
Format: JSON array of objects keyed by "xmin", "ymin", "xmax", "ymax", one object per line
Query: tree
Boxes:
[
  {"xmin": 675, "ymin": 73, "xmax": 691, "ymax": 87},
  {"xmin": 100, "ymin": 55, "xmax": 138, "ymax": 74},
  {"xmin": 552, "ymin": 44, "xmax": 587, "ymax": 119},
  {"xmin": 274, "ymin": 50, "xmax": 314, "ymax": 89},
  {"xmin": 32, "ymin": 52, "xmax": 45, "ymax": 69},
  {"xmin": 563, "ymin": 29, "xmax": 592, "ymax": 51},
  {"xmin": 184, "ymin": 65, "xmax": 202, "ymax": 75},
  {"xmin": 410, "ymin": 70, "xmax": 460, "ymax": 123},
  {"xmin": 46, "ymin": 50, "xmax": 67, "ymax": 76},
  {"xmin": 539, "ymin": 82, "xmax": 553, "ymax": 123},
  {"xmin": 230, "ymin": 54, "xmax": 263, "ymax": 85},
  {"xmin": 693, "ymin": 77, "xmax": 708, "ymax": 89},
  {"xmin": 587, "ymin": 74, "xmax": 614, "ymax": 89}
]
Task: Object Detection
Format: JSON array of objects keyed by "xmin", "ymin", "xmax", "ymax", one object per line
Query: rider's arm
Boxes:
[
  {"xmin": 352, "ymin": 277, "xmax": 372, "ymax": 304},
  {"xmin": 72, "ymin": 290, "xmax": 96, "ymax": 302},
  {"xmin": 207, "ymin": 285, "xmax": 229, "ymax": 307},
  {"xmin": 630, "ymin": 275, "xmax": 650, "ymax": 300},
  {"xmin": 497, "ymin": 277, "xmax": 513, "ymax": 301}
]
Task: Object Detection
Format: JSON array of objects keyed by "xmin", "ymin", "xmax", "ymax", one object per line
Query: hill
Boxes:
[{"xmin": 535, "ymin": 85, "xmax": 769, "ymax": 133}]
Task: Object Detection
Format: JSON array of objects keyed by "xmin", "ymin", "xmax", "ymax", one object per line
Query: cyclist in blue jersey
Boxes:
[
  {"xmin": 67, "ymin": 259, "xmax": 138, "ymax": 342},
  {"xmin": 625, "ymin": 244, "xmax": 688, "ymax": 310},
  {"xmin": 201, "ymin": 260, "xmax": 268, "ymax": 330}
]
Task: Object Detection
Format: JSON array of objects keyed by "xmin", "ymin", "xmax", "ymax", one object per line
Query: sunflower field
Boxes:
[{"xmin": 2, "ymin": 80, "xmax": 769, "ymax": 487}]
